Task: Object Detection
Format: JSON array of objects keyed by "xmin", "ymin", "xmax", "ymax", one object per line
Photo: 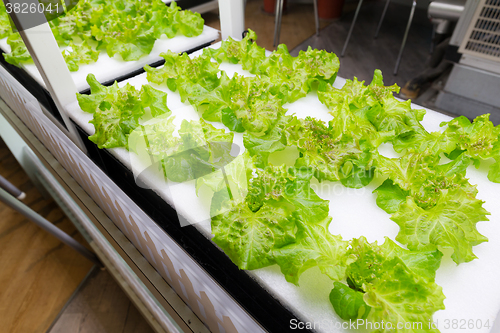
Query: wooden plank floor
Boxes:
[
  {"xmin": 0, "ymin": 138, "xmax": 94, "ymax": 333},
  {"xmin": 48, "ymin": 268, "xmax": 155, "ymax": 333},
  {"xmin": 0, "ymin": 137, "xmax": 154, "ymax": 333}
]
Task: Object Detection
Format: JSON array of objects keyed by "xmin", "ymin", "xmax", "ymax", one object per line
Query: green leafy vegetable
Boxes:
[
  {"xmin": 62, "ymin": 41, "xmax": 100, "ymax": 72},
  {"xmin": 441, "ymin": 114, "xmax": 500, "ymax": 182},
  {"xmin": 373, "ymin": 179, "xmax": 409, "ymax": 214},
  {"xmin": 3, "ymin": 34, "xmax": 31, "ymax": 67},
  {"xmin": 1, "ymin": 0, "xmax": 204, "ymax": 70},
  {"xmin": 212, "ymin": 201, "xmax": 296, "ymax": 270},
  {"xmin": 212, "ymin": 164, "xmax": 330, "ymax": 271},
  {"xmin": 392, "ymin": 189, "xmax": 489, "ymax": 264},
  {"xmin": 329, "ymin": 282, "xmax": 371, "ymax": 321},
  {"xmin": 274, "ymin": 216, "xmax": 351, "ymax": 284},
  {"xmin": 288, "ymin": 117, "xmax": 375, "ymax": 184},
  {"xmin": 345, "ymin": 237, "xmax": 445, "ymax": 331},
  {"xmin": 78, "ymin": 74, "xmax": 170, "ymax": 149},
  {"xmin": 134, "ymin": 117, "xmax": 235, "ymax": 183}
]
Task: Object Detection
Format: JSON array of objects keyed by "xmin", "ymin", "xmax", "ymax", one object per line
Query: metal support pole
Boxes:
[
  {"xmin": 313, "ymin": 0, "xmax": 320, "ymax": 36},
  {"xmin": 0, "ymin": 186, "xmax": 101, "ymax": 266},
  {"xmin": 394, "ymin": 0, "xmax": 417, "ymax": 75},
  {"xmin": 374, "ymin": 0, "xmax": 391, "ymax": 38},
  {"xmin": 341, "ymin": 0, "xmax": 364, "ymax": 57},
  {"xmin": 0, "ymin": 174, "xmax": 25, "ymax": 199},
  {"xmin": 273, "ymin": 0, "xmax": 285, "ymax": 47}
]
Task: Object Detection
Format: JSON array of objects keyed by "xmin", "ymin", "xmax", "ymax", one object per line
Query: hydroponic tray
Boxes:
[
  {"xmin": 64, "ymin": 45, "xmax": 500, "ymax": 333},
  {"xmin": 0, "ymin": 26, "xmax": 219, "ymax": 93}
]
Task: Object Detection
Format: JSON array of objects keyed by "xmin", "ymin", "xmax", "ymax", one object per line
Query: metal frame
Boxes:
[
  {"xmin": 274, "ymin": 0, "xmax": 319, "ymax": 47},
  {"xmin": 0, "ymin": 183, "xmax": 101, "ymax": 266},
  {"xmin": 341, "ymin": 0, "xmax": 417, "ymax": 75}
]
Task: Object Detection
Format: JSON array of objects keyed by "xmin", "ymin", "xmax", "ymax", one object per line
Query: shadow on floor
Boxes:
[{"xmin": 48, "ymin": 267, "xmax": 155, "ymax": 333}]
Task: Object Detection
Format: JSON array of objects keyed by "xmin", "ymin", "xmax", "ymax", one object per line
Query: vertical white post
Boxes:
[
  {"xmin": 6, "ymin": 0, "xmax": 87, "ymax": 153},
  {"xmin": 219, "ymin": 0, "xmax": 245, "ymax": 40}
]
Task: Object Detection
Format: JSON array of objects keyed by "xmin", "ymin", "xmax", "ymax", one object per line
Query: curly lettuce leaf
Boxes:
[
  {"xmin": 441, "ymin": 114, "xmax": 500, "ymax": 183},
  {"xmin": 3, "ymin": 34, "xmax": 31, "ymax": 67},
  {"xmin": 243, "ymin": 115, "xmax": 292, "ymax": 166},
  {"xmin": 144, "ymin": 119, "xmax": 234, "ymax": 183},
  {"xmin": 140, "ymin": 84, "xmax": 170, "ymax": 117},
  {"xmin": 224, "ymin": 75, "xmax": 285, "ymax": 136},
  {"xmin": 77, "ymin": 74, "xmax": 121, "ymax": 113},
  {"xmin": 295, "ymin": 46, "xmax": 339, "ymax": 83},
  {"xmin": 373, "ymin": 179, "xmax": 409, "ymax": 214},
  {"xmin": 245, "ymin": 165, "xmax": 329, "ymax": 222},
  {"xmin": 209, "ymin": 33, "xmax": 338, "ymax": 103},
  {"xmin": 176, "ymin": 9, "xmax": 204, "ymax": 37},
  {"xmin": 89, "ymin": 100, "xmax": 143, "ymax": 149},
  {"xmin": 379, "ymin": 237, "xmax": 442, "ymax": 282},
  {"xmin": 207, "ymin": 29, "xmax": 262, "ymax": 67},
  {"xmin": 274, "ymin": 216, "xmax": 351, "ymax": 285},
  {"xmin": 330, "ymin": 282, "xmax": 371, "ymax": 321},
  {"xmin": 168, "ymin": 70, "xmax": 285, "ymax": 136},
  {"xmin": 376, "ymin": 152, "xmax": 475, "ymax": 210},
  {"xmin": 345, "ymin": 237, "xmax": 445, "ymax": 331},
  {"xmin": 188, "ymin": 72, "xmax": 233, "ymax": 122},
  {"xmin": 362, "ymin": 258, "xmax": 444, "ymax": 333},
  {"xmin": 366, "ymin": 98, "xmax": 414, "ymax": 137},
  {"xmin": 210, "ymin": 162, "xmax": 331, "ymax": 271},
  {"xmin": 318, "ymin": 69, "xmax": 399, "ymax": 115},
  {"xmin": 62, "ymin": 41, "xmax": 100, "ymax": 72},
  {"xmin": 86, "ymin": 82, "xmax": 144, "ymax": 149},
  {"xmin": 78, "ymin": 75, "xmax": 170, "ymax": 117},
  {"xmin": 488, "ymin": 157, "xmax": 500, "ymax": 183},
  {"xmin": 145, "ymin": 50, "xmax": 221, "ymax": 98},
  {"xmin": 288, "ymin": 117, "xmax": 374, "ymax": 183},
  {"xmin": 2, "ymin": 0, "xmax": 204, "ymax": 69},
  {"xmin": 78, "ymin": 75, "xmax": 172, "ymax": 149},
  {"xmin": 104, "ymin": 25, "xmax": 157, "ymax": 61},
  {"xmin": 442, "ymin": 114, "xmax": 500, "ymax": 160},
  {"xmin": 339, "ymin": 155, "xmax": 376, "ymax": 189},
  {"xmin": 259, "ymin": 44, "xmax": 339, "ymax": 103},
  {"xmin": 392, "ymin": 188, "xmax": 489, "ymax": 264},
  {"xmin": 211, "ymin": 201, "xmax": 296, "ymax": 270}
]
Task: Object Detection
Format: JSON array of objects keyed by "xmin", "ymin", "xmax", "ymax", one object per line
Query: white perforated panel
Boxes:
[{"xmin": 459, "ymin": 0, "xmax": 500, "ymax": 61}]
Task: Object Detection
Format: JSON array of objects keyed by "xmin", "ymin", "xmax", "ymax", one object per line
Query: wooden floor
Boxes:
[
  {"xmin": 0, "ymin": 138, "xmax": 93, "ymax": 333},
  {"xmin": 0, "ymin": 137, "xmax": 154, "ymax": 333},
  {"xmin": 48, "ymin": 268, "xmax": 155, "ymax": 333}
]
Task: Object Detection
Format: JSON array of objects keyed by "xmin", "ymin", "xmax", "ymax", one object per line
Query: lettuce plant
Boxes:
[{"xmin": 0, "ymin": 0, "xmax": 204, "ymax": 70}]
